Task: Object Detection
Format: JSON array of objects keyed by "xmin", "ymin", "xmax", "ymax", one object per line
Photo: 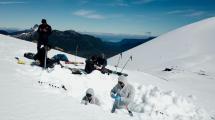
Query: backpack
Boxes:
[{"xmin": 24, "ymin": 52, "xmax": 35, "ymax": 60}]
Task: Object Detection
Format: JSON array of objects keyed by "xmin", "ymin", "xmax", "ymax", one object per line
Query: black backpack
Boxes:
[{"xmin": 24, "ymin": 52, "xmax": 35, "ymax": 60}]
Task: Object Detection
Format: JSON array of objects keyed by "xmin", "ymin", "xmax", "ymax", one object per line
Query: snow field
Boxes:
[
  {"xmin": 108, "ymin": 17, "xmax": 215, "ymax": 115},
  {"xmin": 38, "ymin": 65, "xmax": 210, "ymax": 120},
  {"xmin": 0, "ymin": 34, "xmax": 212, "ymax": 120}
]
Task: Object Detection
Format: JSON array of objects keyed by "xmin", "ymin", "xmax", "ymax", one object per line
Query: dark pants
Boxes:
[
  {"xmin": 111, "ymin": 100, "xmax": 119, "ymax": 113},
  {"xmin": 37, "ymin": 39, "xmax": 48, "ymax": 52},
  {"xmin": 39, "ymin": 58, "xmax": 55, "ymax": 68}
]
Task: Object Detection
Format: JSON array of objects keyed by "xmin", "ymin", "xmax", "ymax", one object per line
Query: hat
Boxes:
[
  {"xmin": 86, "ymin": 88, "xmax": 94, "ymax": 96},
  {"xmin": 41, "ymin": 19, "xmax": 47, "ymax": 24},
  {"xmin": 91, "ymin": 55, "xmax": 97, "ymax": 61},
  {"xmin": 118, "ymin": 76, "xmax": 127, "ymax": 84}
]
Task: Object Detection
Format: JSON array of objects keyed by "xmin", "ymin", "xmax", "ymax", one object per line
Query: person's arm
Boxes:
[
  {"xmin": 37, "ymin": 25, "xmax": 42, "ymax": 33},
  {"xmin": 81, "ymin": 96, "xmax": 88, "ymax": 105},
  {"xmin": 94, "ymin": 64, "xmax": 102, "ymax": 70},
  {"xmin": 103, "ymin": 59, "xmax": 107, "ymax": 67},
  {"xmin": 33, "ymin": 52, "xmax": 39, "ymax": 60},
  {"xmin": 120, "ymin": 85, "xmax": 135, "ymax": 103},
  {"xmin": 110, "ymin": 85, "xmax": 118, "ymax": 98},
  {"xmin": 47, "ymin": 25, "xmax": 52, "ymax": 35}
]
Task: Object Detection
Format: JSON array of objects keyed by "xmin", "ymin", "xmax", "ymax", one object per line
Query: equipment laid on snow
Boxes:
[
  {"xmin": 24, "ymin": 52, "xmax": 84, "ymax": 65},
  {"xmin": 24, "ymin": 52, "xmax": 35, "ymax": 60},
  {"xmin": 108, "ymin": 69, "xmax": 128, "ymax": 76},
  {"xmin": 62, "ymin": 66, "xmax": 87, "ymax": 75},
  {"xmin": 120, "ymin": 56, "xmax": 132, "ymax": 73},
  {"xmin": 61, "ymin": 85, "xmax": 67, "ymax": 91},
  {"xmin": 115, "ymin": 53, "xmax": 122, "ymax": 71},
  {"xmin": 163, "ymin": 67, "xmax": 173, "ymax": 71},
  {"xmin": 38, "ymin": 80, "xmax": 68, "ymax": 91},
  {"xmin": 65, "ymin": 61, "xmax": 84, "ymax": 65},
  {"xmin": 63, "ymin": 63, "xmax": 127, "ymax": 76},
  {"xmin": 15, "ymin": 57, "xmax": 26, "ymax": 64}
]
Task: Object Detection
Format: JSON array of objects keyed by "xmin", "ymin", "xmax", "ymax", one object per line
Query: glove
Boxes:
[
  {"xmin": 115, "ymin": 95, "xmax": 121, "ymax": 102},
  {"xmin": 111, "ymin": 94, "xmax": 116, "ymax": 99}
]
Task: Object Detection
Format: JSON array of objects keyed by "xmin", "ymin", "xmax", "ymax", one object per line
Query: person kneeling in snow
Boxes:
[
  {"xmin": 81, "ymin": 88, "xmax": 101, "ymax": 106},
  {"xmin": 84, "ymin": 54, "xmax": 108, "ymax": 74},
  {"xmin": 95, "ymin": 53, "xmax": 108, "ymax": 74},
  {"xmin": 52, "ymin": 54, "xmax": 83, "ymax": 65},
  {"xmin": 51, "ymin": 54, "xmax": 70, "ymax": 64},
  {"xmin": 110, "ymin": 76, "xmax": 135, "ymax": 113},
  {"xmin": 84, "ymin": 56, "xmax": 98, "ymax": 74}
]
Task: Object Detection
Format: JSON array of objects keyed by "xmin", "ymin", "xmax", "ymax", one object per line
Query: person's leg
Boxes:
[
  {"xmin": 37, "ymin": 41, "xmax": 42, "ymax": 52},
  {"xmin": 46, "ymin": 59, "xmax": 55, "ymax": 68},
  {"xmin": 111, "ymin": 101, "xmax": 118, "ymax": 113},
  {"xmin": 100, "ymin": 67, "xmax": 110, "ymax": 74}
]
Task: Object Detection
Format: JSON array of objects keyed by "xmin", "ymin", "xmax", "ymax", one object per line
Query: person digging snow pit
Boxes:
[
  {"xmin": 110, "ymin": 76, "xmax": 135, "ymax": 113},
  {"xmin": 81, "ymin": 88, "xmax": 101, "ymax": 106}
]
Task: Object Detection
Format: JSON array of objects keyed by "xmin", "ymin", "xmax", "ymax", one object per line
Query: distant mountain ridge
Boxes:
[
  {"xmin": 0, "ymin": 30, "xmax": 9, "ymax": 35},
  {"xmin": 82, "ymin": 31, "xmax": 150, "ymax": 42},
  {"xmin": 0, "ymin": 26, "xmax": 155, "ymax": 58}
]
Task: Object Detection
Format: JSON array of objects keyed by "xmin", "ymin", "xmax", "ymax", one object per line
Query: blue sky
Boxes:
[{"xmin": 0, "ymin": 0, "xmax": 215, "ymax": 35}]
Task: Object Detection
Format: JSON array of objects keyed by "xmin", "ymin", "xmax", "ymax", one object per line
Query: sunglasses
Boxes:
[
  {"xmin": 86, "ymin": 93, "xmax": 92, "ymax": 97},
  {"xmin": 118, "ymin": 81, "xmax": 124, "ymax": 85}
]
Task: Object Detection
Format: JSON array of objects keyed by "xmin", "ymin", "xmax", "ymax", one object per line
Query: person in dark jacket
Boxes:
[
  {"xmin": 84, "ymin": 55, "xmax": 98, "ymax": 74},
  {"xmin": 84, "ymin": 54, "xmax": 108, "ymax": 74},
  {"xmin": 97, "ymin": 54, "xmax": 107, "ymax": 67},
  {"xmin": 33, "ymin": 45, "xmax": 52, "ymax": 68},
  {"xmin": 96, "ymin": 53, "xmax": 108, "ymax": 74},
  {"xmin": 51, "ymin": 54, "xmax": 69, "ymax": 63},
  {"xmin": 37, "ymin": 19, "xmax": 52, "ymax": 51}
]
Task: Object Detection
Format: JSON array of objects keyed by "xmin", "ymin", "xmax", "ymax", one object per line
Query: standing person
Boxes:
[
  {"xmin": 110, "ymin": 76, "xmax": 135, "ymax": 116},
  {"xmin": 37, "ymin": 19, "xmax": 52, "ymax": 51},
  {"xmin": 81, "ymin": 88, "xmax": 101, "ymax": 106}
]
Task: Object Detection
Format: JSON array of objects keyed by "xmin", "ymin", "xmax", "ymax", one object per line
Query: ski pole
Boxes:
[
  {"xmin": 75, "ymin": 45, "xmax": 78, "ymax": 63},
  {"xmin": 120, "ymin": 56, "xmax": 132, "ymax": 73},
  {"xmin": 126, "ymin": 105, "xmax": 133, "ymax": 116},
  {"xmin": 115, "ymin": 53, "xmax": 122, "ymax": 72},
  {"xmin": 44, "ymin": 46, "xmax": 47, "ymax": 70}
]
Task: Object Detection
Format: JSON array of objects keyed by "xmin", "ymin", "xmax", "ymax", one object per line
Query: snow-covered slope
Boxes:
[
  {"xmin": 108, "ymin": 17, "xmax": 215, "ymax": 114},
  {"xmin": 0, "ymin": 34, "xmax": 212, "ymax": 120},
  {"xmin": 108, "ymin": 17, "xmax": 215, "ymax": 71}
]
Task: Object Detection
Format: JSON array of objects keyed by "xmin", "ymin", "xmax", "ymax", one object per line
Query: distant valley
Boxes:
[{"xmin": 0, "ymin": 26, "xmax": 155, "ymax": 58}]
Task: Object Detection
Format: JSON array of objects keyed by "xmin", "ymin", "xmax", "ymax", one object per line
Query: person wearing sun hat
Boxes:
[
  {"xmin": 81, "ymin": 88, "xmax": 101, "ymax": 106},
  {"xmin": 110, "ymin": 76, "xmax": 135, "ymax": 113}
]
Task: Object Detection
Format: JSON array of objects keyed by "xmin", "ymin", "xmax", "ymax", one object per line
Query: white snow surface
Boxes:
[
  {"xmin": 0, "ymin": 34, "xmax": 213, "ymax": 120},
  {"xmin": 108, "ymin": 17, "xmax": 215, "ymax": 116}
]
